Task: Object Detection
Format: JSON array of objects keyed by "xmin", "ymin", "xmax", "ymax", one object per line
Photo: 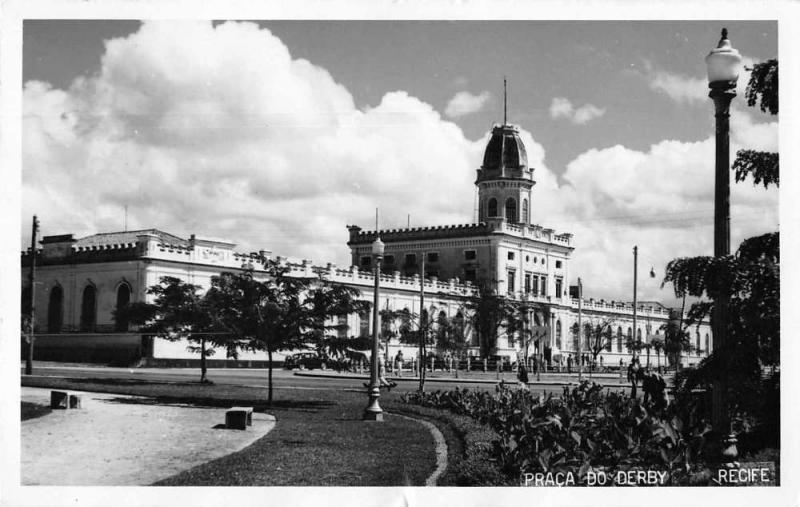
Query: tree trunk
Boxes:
[
  {"xmin": 200, "ymin": 336, "xmax": 207, "ymax": 383},
  {"xmin": 268, "ymin": 349, "xmax": 274, "ymax": 406}
]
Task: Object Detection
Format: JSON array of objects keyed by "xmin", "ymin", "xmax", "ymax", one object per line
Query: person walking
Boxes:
[
  {"xmin": 366, "ymin": 355, "xmax": 397, "ymax": 391},
  {"xmin": 517, "ymin": 361, "xmax": 529, "ymax": 389},
  {"xmin": 395, "ymin": 350, "xmax": 404, "ymax": 377},
  {"xmin": 379, "ymin": 356, "xmax": 397, "ymax": 390},
  {"xmin": 567, "ymin": 354, "xmax": 573, "ymax": 374},
  {"xmin": 627, "ymin": 357, "xmax": 641, "ymax": 398}
]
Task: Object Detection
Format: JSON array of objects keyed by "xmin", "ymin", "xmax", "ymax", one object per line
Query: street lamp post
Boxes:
[
  {"xmin": 363, "ymin": 237, "xmax": 385, "ymax": 421},
  {"xmin": 705, "ymin": 28, "xmax": 741, "ymax": 448}
]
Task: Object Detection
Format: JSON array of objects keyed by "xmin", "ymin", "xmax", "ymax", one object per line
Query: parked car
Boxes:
[{"xmin": 284, "ymin": 352, "xmax": 326, "ymax": 370}]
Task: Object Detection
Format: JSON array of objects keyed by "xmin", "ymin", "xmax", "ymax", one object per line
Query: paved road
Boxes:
[{"xmin": 21, "ymin": 364, "xmax": 585, "ymax": 395}]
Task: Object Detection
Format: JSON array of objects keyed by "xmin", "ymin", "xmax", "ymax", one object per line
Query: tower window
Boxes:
[
  {"xmin": 555, "ymin": 277, "xmax": 563, "ymax": 297},
  {"xmin": 464, "ymin": 249, "xmax": 477, "ymax": 261},
  {"xmin": 555, "ymin": 260, "xmax": 562, "ymax": 269},
  {"xmin": 522, "ymin": 199, "xmax": 529, "ymax": 223},
  {"xmin": 524, "ymin": 273, "xmax": 531, "ymax": 293},
  {"xmin": 507, "ymin": 270, "xmax": 516, "ymax": 294},
  {"xmin": 488, "ymin": 198, "xmax": 498, "ymax": 218},
  {"xmin": 464, "ymin": 268, "xmax": 476, "ymax": 282},
  {"xmin": 507, "ymin": 251, "xmax": 514, "ymax": 260},
  {"xmin": 360, "ymin": 256, "xmax": 372, "ymax": 267},
  {"xmin": 505, "ymin": 198, "xmax": 517, "ymax": 223}
]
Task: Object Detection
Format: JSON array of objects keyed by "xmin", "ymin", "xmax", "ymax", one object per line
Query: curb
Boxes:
[
  {"xmin": 292, "ymin": 371, "xmax": 631, "ymax": 388},
  {"xmin": 390, "ymin": 412, "xmax": 448, "ymax": 486}
]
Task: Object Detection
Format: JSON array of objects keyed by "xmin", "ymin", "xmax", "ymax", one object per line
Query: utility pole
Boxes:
[
  {"xmin": 677, "ymin": 293, "xmax": 686, "ymax": 372},
  {"xmin": 418, "ymin": 253, "xmax": 426, "ymax": 391},
  {"xmin": 577, "ymin": 278, "xmax": 583, "ymax": 380},
  {"xmin": 632, "ymin": 246, "xmax": 638, "ymax": 361},
  {"xmin": 25, "ymin": 215, "xmax": 39, "ymax": 375}
]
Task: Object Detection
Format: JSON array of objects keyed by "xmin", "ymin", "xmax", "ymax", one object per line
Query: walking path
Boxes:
[{"xmin": 21, "ymin": 387, "xmax": 276, "ymax": 485}]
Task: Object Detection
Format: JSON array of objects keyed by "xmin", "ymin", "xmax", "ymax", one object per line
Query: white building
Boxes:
[{"xmin": 21, "ymin": 120, "xmax": 711, "ymax": 368}]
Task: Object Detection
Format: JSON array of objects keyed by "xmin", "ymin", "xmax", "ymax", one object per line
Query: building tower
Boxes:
[{"xmin": 476, "ymin": 80, "xmax": 536, "ymax": 225}]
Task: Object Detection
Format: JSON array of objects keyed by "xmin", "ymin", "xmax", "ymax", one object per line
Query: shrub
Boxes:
[
  {"xmin": 402, "ymin": 382, "xmax": 723, "ymax": 485},
  {"xmin": 386, "ymin": 402, "xmax": 507, "ymax": 486}
]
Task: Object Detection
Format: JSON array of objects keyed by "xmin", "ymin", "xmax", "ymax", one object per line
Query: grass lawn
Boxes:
[{"xmin": 21, "ymin": 376, "xmax": 436, "ymax": 486}]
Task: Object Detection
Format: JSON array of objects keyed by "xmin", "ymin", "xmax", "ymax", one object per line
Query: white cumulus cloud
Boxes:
[
  {"xmin": 644, "ymin": 56, "xmax": 757, "ymax": 105},
  {"xmin": 444, "ymin": 90, "xmax": 492, "ymax": 118},
  {"xmin": 549, "ymin": 97, "xmax": 606, "ymax": 125},
  {"xmin": 23, "ymin": 21, "xmax": 777, "ymax": 307}
]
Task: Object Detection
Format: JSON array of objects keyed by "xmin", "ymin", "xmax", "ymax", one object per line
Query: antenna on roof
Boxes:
[
  {"xmin": 124, "ymin": 205, "xmax": 128, "ymax": 232},
  {"xmin": 375, "ymin": 207, "xmax": 379, "ymax": 231},
  {"xmin": 408, "ymin": 214, "xmax": 410, "ymax": 228},
  {"xmin": 503, "ymin": 76, "xmax": 507, "ymax": 125}
]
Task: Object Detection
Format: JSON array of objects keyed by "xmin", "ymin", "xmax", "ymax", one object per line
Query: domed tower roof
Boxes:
[{"xmin": 477, "ymin": 123, "xmax": 531, "ymax": 182}]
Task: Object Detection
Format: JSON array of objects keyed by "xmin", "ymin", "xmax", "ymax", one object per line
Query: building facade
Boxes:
[{"xmin": 21, "ymin": 121, "xmax": 712, "ymax": 368}]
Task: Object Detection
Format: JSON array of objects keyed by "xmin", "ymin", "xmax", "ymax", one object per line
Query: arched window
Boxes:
[
  {"xmin": 555, "ymin": 320, "xmax": 562, "ymax": 349},
  {"xmin": 436, "ymin": 310, "xmax": 448, "ymax": 345},
  {"xmin": 505, "ymin": 198, "xmax": 517, "ymax": 223},
  {"xmin": 522, "ymin": 199, "xmax": 529, "ymax": 224},
  {"xmin": 571, "ymin": 323, "xmax": 579, "ymax": 350},
  {"xmin": 705, "ymin": 333, "xmax": 710, "ymax": 354},
  {"xmin": 626, "ymin": 327, "xmax": 632, "ymax": 352},
  {"xmin": 584, "ymin": 324, "xmax": 592, "ymax": 349},
  {"xmin": 337, "ymin": 314, "xmax": 348, "ymax": 339},
  {"xmin": 603, "ymin": 326, "xmax": 612, "ymax": 351},
  {"xmin": 47, "ymin": 285, "xmax": 64, "ymax": 333},
  {"xmin": 637, "ymin": 328, "xmax": 642, "ymax": 341},
  {"xmin": 359, "ymin": 310, "xmax": 370, "ymax": 337},
  {"xmin": 488, "ymin": 198, "xmax": 498, "ymax": 218},
  {"xmin": 115, "ymin": 283, "xmax": 131, "ymax": 332},
  {"xmin": 80, "ymin": 284, "xmax": 97, "ymax": 332},
  {"xmin": 616, "ymin": 327, "xmax": 623, "ymax": 352},
  {"xmin": 696, "ymin": 331, "xmax": 701, "ymax": 354}
]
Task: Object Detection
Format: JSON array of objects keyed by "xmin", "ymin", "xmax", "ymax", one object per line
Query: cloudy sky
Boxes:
[{"xmin": 22, "ymin": 20, "xmax": 778, "ymax": 305}]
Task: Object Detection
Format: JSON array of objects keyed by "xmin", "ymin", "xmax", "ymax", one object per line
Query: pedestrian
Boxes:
[
  {"xmin": 627, "ymin": 357, "xmax": 640, "ymax": 398},
  {"xmin": 365, "ymin": 355, "xmax": 398, "ymax": 391},
  {"xmin": 395, "ymin": 350, "xmax": 404, "ymax": 377},
  {"xmin": 567, "ymin": 354, "xmax": 573, "ymax": 374},
  {"xmin": 517, "ymin": 361, "xmax": 529, "ymax": 388},
  {"xmin": 600, "ymin": 356, "xmax": 604, "ymax": 371}
]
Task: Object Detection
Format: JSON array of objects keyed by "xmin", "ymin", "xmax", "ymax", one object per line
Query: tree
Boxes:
[
  {"xmin": 625, "ymin": 330, "xmax": 644, "ymax": 362},
  {"xmin": 662, "ymin": 59, "xmax": 779, "ymax": 443},
  {"xmin": 304, "ymin": 279, "xmax": 369, "ymax": 361},
  {"xmin": 585, "ymin": 319, "xmax": 613, "ymax": 377},
  {"xmin": 433, "ymin": 309, "xmax": 471, "ymax": 361},
  {"xmin": 208, "ymin": 262, "xmax": 312, "ymax": 406},
  {"xmin": 460, "ymin": 281, "xmax": 515, "ymax": 358},
  {"xmin": 120, "ymin": 276, "xmax": 228, "ymax": 383},
  {"xmin": 650, "ymin": 337, "xmax": 665, "ymax": 373},
  {"xmin": 660, "ymin": 319, "xmax": 693, "ymax": 369}
]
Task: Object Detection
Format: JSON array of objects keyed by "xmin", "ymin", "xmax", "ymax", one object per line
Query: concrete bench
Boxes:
[
  {"xmin": 50, "ymin": 390, "xmax": 82, "ymax": 409},
  {"xmin": 225, "ymin": 406, "xmax": 254, "ymax": 430}
]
